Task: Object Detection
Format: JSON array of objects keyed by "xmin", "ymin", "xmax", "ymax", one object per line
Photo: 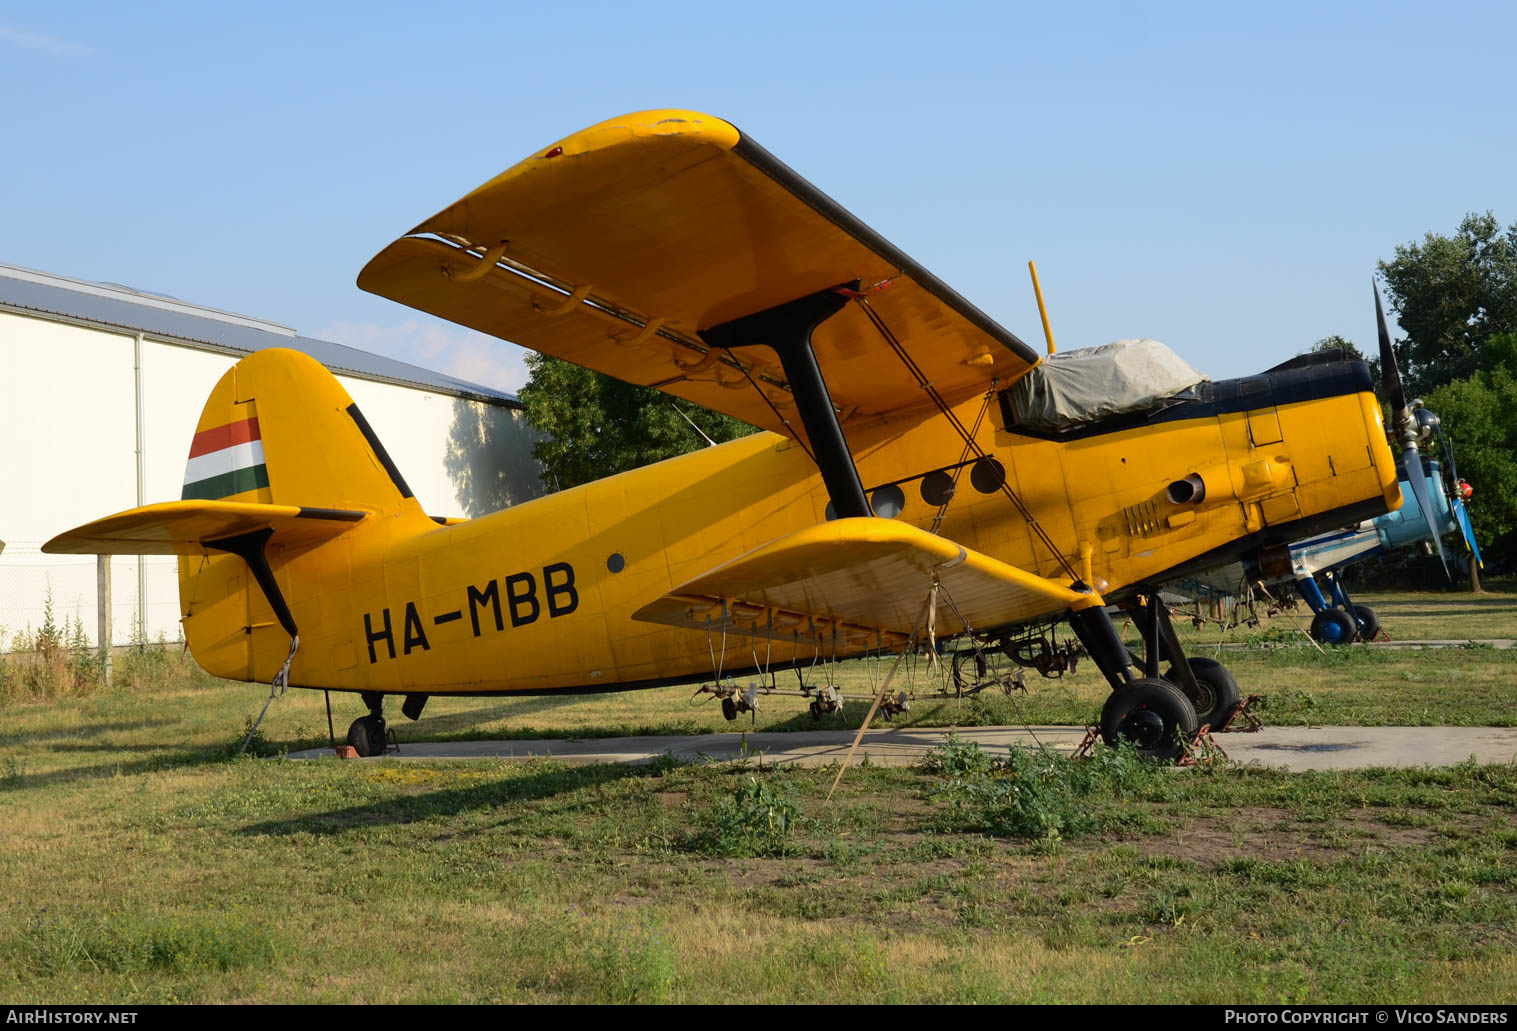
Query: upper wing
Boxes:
[
  {"xmin": 632, "ymin": 517, "xmax": 1101, "ymax": 644},
  {"xmin": 43, "ymin": 500, "xmax": 367, "ymax": 556},
  {"xmin": 357, "ymin": 110, "xmax": 1040, "ymax": 442}
]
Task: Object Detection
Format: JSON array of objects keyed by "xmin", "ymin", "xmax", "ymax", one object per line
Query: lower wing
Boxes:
[{"xmin": 633, "ymin": 517, "xmax": 1103, "ymax": 645}]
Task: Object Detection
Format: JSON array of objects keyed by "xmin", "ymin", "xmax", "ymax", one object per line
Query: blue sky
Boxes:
[{"xmin": 3, "ymin": 1, "xmax": 1513, "ymax": 393}]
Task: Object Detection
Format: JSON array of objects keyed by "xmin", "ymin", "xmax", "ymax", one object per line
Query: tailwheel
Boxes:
[
  {"xmin": 1164, "ymin": 656, "xmax": 1243, "ymax": 730},
  {"xmin": 1310, "ymin": 607, "xmax": 1358, "ymax": 645},
  {"xmin": 345, "ymin": 714, "xmax": 387, "ymax": 757},
  {"xmin": 1099, "ymin": 678, "xmax": 1198, "ymax": 762},
  {"xmin": 1351, "ymin": 605, "xmax": 1380, "ymax": 641}
]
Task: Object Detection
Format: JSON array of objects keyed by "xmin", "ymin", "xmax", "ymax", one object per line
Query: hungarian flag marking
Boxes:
[{"xmin": 182, "ymin": 417, "xmax": 269, "ymax": 500}]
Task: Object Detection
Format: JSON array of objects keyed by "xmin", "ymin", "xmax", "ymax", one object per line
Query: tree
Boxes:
[
  {"xmin": 1305, "ymin": 335, "xmax": 1383, "ymax": 392},
  {"xmin": 517, "ymin": 353, "xmax": 757, "ymax": 491},
  {"xmin": 1379, "ymin": 212, "xmax": 1517, "ymax": 396},
  {"xmin": 1308, "ymin": 335, "xmax": 1365, "ymax": 361},
  {"xmin": 1424, "ymin": 362, "xmax": 1517, "ymax": 573}
]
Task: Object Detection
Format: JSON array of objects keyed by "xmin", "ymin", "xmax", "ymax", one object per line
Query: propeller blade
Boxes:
[
  {"xmin": 1374, "ymin": 282, "xmax": 1446, "ymax": 576},
  {"xmin": 1435, "ymin": 422, "xmax": 1459, "ymax": 485},
  {"xmin": 1404, "ymin": 448, "xmax": 1451, "ymax": 580},
  {"xmin": 1375, "ymin": 282, "xmax": 1407, "ymax": 414},
  {"xmin": 1453, "ymin": 497, "xmax": 1484, "ymax": 569}
]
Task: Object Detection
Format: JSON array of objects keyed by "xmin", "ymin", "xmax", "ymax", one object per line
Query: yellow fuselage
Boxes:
[{"xmin": 183, "ymin": 383, "xmax": 1396, "ymax": 695}]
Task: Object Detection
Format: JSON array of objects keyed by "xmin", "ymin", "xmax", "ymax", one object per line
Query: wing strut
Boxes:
[{"xmin": 701, "ymin": 284, "xmax": 870, "ymax": 518}]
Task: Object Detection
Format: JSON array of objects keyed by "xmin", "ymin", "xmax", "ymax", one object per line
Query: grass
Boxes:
[
  {"xmin": 1, "ymin": 711, "xmax": 1515, "ymax": 1002},
  {"xmin": 0, "ymin": 587, "xmax": 1513, "ymax": 1002}
]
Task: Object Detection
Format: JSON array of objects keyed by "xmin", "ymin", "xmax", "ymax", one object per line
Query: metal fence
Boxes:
[{"xmin": 0, "ymin": 542, "xmax": 181, "ymax": 651}]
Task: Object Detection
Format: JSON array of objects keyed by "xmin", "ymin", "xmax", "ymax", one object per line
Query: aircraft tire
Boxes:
[
  {"xmin": 1351, "ymin": 605, "xmax": 1380, "ymax": 641},
  {"xmin": 345, "ymin": 715, "xmax": 386, "ymax": 757},
  {"xmin": 1099, "ymin": 678, "xmax": 1198, "ymax": 762},
  {"xmin": 1310, "ymin": 608, "xmax": 1359, "ymax": 646},
  {"xmin": 1164, "ymin": 657, "xmax": 1242, "ymax": 730}
]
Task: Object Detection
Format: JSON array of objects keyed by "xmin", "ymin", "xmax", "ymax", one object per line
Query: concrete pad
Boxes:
[
  {"xmin": 286, "ymin": 724, "xmax": 1517, "ymax": 771},
  {"xmin": 1219, "ymin": 725, "xmax": 1517, "ymax": 771},
  {"xmin": 1215, "ymin": 639, "xmax": 1513, "ymax": 650}
]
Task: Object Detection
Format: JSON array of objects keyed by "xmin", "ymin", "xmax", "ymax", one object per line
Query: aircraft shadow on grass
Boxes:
[
  {"xmin": 236, "ymin": 760, "xmax": 661, "ymax": 838},
  {"xmin": 402, "ymin": 694, "xmax": 585, "ymax": 737},
  {"xmin": 0, "ymin": 717, "xmax": 177, "ymax": 748},
  {"xmin": 0, "ymin": 745, "xmax": 227, "ymax": 793}
]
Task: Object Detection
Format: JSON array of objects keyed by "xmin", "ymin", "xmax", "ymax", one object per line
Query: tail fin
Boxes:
[
  {"xmin": 45, "ymin": 348, "xmax": 423, "ymax": 683},
  {"xmin": 180, "ymin": 347, "xmax": 415, "ymax": 513},
  {"xmin": 46, "ymin": 348, "xmax": 418, "ymax": 554}
]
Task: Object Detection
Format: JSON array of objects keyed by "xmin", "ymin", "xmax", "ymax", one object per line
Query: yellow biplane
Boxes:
[{"xmin": 47, "ymin": 109, "xmax": 1414, "ymax": 761}]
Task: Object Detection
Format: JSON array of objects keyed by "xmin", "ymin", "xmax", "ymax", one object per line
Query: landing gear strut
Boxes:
[
  {"xmin": 1298, "ymin": 571, "xmax": 1378, "ymax": 644},
  {"xmin": 346, "ymin": 691, "xmax": 389, "ymax": 757},
  {"xmin": 1124, "ymin": 590, "xmax": 1242, "ymax": 731},
  {"xmin": 1070, "ymin": 590, "xmax": 1241, "ymax": 761}
]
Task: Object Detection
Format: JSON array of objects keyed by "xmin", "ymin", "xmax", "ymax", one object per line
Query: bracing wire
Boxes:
[
  {"xmin": 931, "ymin": 385, "xmax": 996, "ymax": 536},
  {"xmin": 719, "ymin": 346, "xmax": 817, "ymax": 465},
  {"xmin": 853, "ymin": 297, "xmax": 1082, "ymax": 583},
  {"xmin": 936, "ymin": 580, "xmax": 1052, "ymax": 757}
]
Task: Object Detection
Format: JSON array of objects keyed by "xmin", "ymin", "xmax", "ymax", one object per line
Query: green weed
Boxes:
[
  {"xmin": 584, "ymin": 911, "xmax": 677, "ymax": 1003},
  {"xmin": 917, "ymin": 732, "xmax": 995, "ymax": 776},
  {"xmin": 14, "ymin": 909, "xmax": 276, "ymax": 977},
  {"xmin": 0, "ymin": 585, "xmax": 107, "ymax": 702},
  {"xmin": 928, "ymin": 739, "xmax": 1165, "ymax": 840},
  {"xmin": 692, "ymin": 775, "xmax": 801, "ymax": 857}
]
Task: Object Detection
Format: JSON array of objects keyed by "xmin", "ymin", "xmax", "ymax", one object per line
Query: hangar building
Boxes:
[{"xmin": 0, "ymin": 263, "xmax": 544, "ymax": 649}]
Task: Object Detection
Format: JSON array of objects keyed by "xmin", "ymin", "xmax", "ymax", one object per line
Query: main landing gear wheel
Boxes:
[
  {"xmin": 1351, "ymin": 605, "xmax": 1380, "ymax": 641},
  {"xmin": 1164, "ymin": 656, "xmax": 1242, "ymax": 730},
  {"xmin": 345, "ymin": 715, "xmax": 387, "ymax": 757},
  {"xmin": 1099, "ymin": 678, "xmax": 1199, "ymax": 762},
  {"xmin": 1310, "ymin": 607, "xmax": 1359, "ymax": 645}
]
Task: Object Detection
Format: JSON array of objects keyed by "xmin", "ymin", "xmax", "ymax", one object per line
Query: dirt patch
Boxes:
[
  {"xmin": 1134, "ymin": 806, "xmax": 1437, "ymax": 866},
  {"xmin": 907, "ymin": 856, "xmax": 964, "ymax": 879},
  {"xmin": 714, "ymin": 857, "xmax": 821, "ymax": 890},
  {"xmin": 656, "ymin": 791, "xmax": 688, "ymax": 808}
]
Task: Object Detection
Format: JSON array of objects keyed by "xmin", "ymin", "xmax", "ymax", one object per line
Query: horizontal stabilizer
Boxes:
[
  {"xmin": 43, "ymin": 500, "xmax": 367, "ymax": 556},
  {"xmin": 633, "ymin": 517, "xmax": 1100, "ymax": 642}
]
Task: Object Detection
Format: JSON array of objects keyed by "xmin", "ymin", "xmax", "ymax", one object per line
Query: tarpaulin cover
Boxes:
[{"xmin": 1005, "ymin": 339, "xmax": 1208, "ymax": 431}]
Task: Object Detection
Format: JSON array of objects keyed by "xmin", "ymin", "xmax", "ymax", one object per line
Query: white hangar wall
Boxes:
[
  {"xmin": 0, "ymin": 304, "xmax": 543, "ymax": 650},
  {"xmin": 1, "ymin": 314, "xmax": 140, "ymax": 644}
]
